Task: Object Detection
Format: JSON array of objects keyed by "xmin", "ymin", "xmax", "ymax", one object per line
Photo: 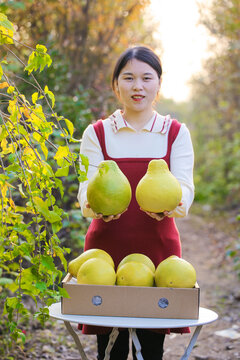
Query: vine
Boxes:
[{"xmin": 0, "ymin": 13, "xmax": 88, "ymax": 355}]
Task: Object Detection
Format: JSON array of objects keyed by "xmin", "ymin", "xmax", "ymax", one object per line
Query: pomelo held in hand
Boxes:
[
  {"xmin": 155, "ymin": 255, "xmax": 197, "ymax": 288},
  {"xmin": 87, "ymin": 160, "xmax": 132, "ymax": 216},
  {"xmin": 116, "ymin": 261, "xmax": 154, "ymax": 287},
  {"xmin": 136, "ymin": 159, "xmax": 182, "ymax": 213},
  {"xmin": 117, "ymin": 253, "xmax": 155, "ymax": 273},
  {"xmin": 77, "ymin": 258, "xmax": 116, "ymax": 285},
  {"xmin": 68, "ymin": 248, "xmax": 114, "ymax": 278}
]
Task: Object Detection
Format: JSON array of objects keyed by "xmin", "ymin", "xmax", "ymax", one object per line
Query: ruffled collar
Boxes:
[{"xmin": 109, "ymin": 109, "xmax": 171, "ymax": 134}]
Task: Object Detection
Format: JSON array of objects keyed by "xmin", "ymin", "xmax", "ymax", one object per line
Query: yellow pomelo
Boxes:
[
  {"xmin": 77, "ymin": 258, "xmax": 116, "ymax": 285},
  {"xmin": 116, "ymin": 261, "xmax": 154, "ymax": 287},
  {"xmin": 68, "ymin": 248, "xmax": 114, "ymax": 278},
  {"xmin": 117, "ymin": 253, "xmax": 155, "ymax": 273},
  {"xmin": 155, "ymin": 256, "xmax": 197, "ymax": 288},
  {"xmin": 136, "ymin": 159, "xmax": 182, "ymax": 213},
  {"xmin": 87, "ymin": 160, "xmax": 132, "ymax": 216}
]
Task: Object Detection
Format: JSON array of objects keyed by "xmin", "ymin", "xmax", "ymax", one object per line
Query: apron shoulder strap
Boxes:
[
  {"xmin": 168, "ymin": 118, "xmax": 181, "ymax": 144},
  {"xmin": 92, "ymin": 120, "xmax": 108, "ymax": 157},
  {"xmin": 165, "ymin": 119, "xmax": 182, "ymax": 166}
]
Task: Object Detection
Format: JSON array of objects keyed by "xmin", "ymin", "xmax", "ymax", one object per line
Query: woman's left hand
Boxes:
[
  {"xmin": 140, "ymin": 208, "xmax": 169, "ymax": 221},
  {"xmin": 140, "ymin": 202, "xmax": 183, "ymax": 221}
]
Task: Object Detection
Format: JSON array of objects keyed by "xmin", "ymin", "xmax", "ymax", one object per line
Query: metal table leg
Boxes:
[
  {"xmin": 104, "ymin": 328, "xmax": 119, "ymax": 360},
  {"xmin": 180, "ymin": 325, "xmax": 203, "ymax": 360},
  {"xmin": 129, "ymin": 328, "xmax": 144, "ymax": 360},
  {"xmin": 63, "ymin": 321, "xmax": 202, "ymax": 360},
  {"xmin": 64, "ymin": 321, "xmax": 88, "ymax": 360}
]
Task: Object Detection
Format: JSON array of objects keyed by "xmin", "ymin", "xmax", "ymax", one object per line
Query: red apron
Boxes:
[{"xmin": 81, "ymin": 119, "xmax": 190, "ymax": 335}]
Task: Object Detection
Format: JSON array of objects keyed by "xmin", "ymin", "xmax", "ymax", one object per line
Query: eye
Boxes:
[
  {"xmin": 143, "ymin": 76, "xmax": 152, "ymax": 81},
  {"xmin": 124, "ymin": 76, "xmax": 133, "ymax": 81}
]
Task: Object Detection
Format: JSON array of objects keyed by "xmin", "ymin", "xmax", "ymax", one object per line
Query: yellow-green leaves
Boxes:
[
  {"xmin": 25, "ymin": 44, "xmax": 52, "ymax": 74},
  {"xmin": 78, "ymin": 154, "xmax": 89, "ymax": 182},
  {"xmin": 0, "ymin": 13, "xmax": 90, "ymax": 351},
  {"xmin": 54, "ymin": 145, "xmax": 70, "ymax": 164},
  {"xmin": 32, "ymin": 132, "xmax": 48, "ymax": 160},
  {"xmin": 33, "ymin": 197, "xmax": 61, "ymax": 224},
  {"xmin": 79, "ymin": 153, "xmax": 89, "ymax": 172},
  {"xmin": 0, "ymin": 13, "xmax": 14, "ymax": 45},
  {"xmin": 44, "ymin": 85, "xmax": 55, "ymax": 108},
  {"xmin": 32, "ymin": 92, "xmax": 40, "ymax": 104},
  {"xmin": 64, "ymin": 118, "xmax": 74, "ymax": 137},
  {"xmin": 7, "ymin": 86, "xmax": 15, "ymax": 94},
  {"xmin": 54, "ymin": 146, "xmax": 70, "ymax": 176},
  {"xmin": 55, "ymin": 166, "xmax": 69, "ymax": 177}
]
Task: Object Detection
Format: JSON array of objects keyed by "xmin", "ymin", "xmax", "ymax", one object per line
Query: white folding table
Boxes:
[{"xmin": 48, "ymin": 302, "xmax": 218, "ymax": 360}]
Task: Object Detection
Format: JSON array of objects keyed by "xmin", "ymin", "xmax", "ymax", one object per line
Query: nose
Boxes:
[{"xmin": 133, "ymin": 78, "xmax": 143, "ymax": 91}]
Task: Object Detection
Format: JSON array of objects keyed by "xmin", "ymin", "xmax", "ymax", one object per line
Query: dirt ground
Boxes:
[{"xmin": 9, "ymin": 212, "xmax": 240, "ymax": 360}]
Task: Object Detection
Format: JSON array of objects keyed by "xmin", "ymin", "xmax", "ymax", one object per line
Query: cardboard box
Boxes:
[{"xmin": 61, "ymin": 273, "xmax": 200, "ymax": 319}]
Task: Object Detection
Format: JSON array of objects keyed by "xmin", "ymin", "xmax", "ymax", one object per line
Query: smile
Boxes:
[{"xmin": 131, "ymin": 95, "xmax": 145, "ymax": 101}]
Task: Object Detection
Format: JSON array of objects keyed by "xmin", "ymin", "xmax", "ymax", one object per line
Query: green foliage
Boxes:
[
  {"xmin": 0, "ymin": 13, "xmax": 89, "ymax": 355},
  {"xmin": 1, "ymin": 0, "xmax": 158, "ymax": 119},
  {"xmin": 25, "ymin": 44, "xmax": 52, "ymax": 74},
  {"xmin": 0, "ymin": 13, "xmax": 14, "ymax": 44},
  {"xmin": 190, "ymin": 0, "xmax": 240, "ymax": 279},
  {"xmin": 191, "ymin": 0, "xmax": 240, "ymax": 208},
  {"xmin": 15, "ymin": 46, "xmax": 94, "ymax": 137}
]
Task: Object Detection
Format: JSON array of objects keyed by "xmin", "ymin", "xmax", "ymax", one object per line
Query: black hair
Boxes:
[{"xmin": 112, "ymin": 46, "xmax": 162, "ymax": 91}]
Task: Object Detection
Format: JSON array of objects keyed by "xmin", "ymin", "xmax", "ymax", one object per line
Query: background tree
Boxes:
[
  {"xmin": 0, "ymin": 3, "xmax": 160, "ymax": 353},
  {"xmin": 190, "ymin": 0, "xmax": 240, "ymax": 207},
  {"xmin": 0, "ymin": 0, "xmax": 160, "ymax": 261},
  {"xmin": 1, "ymin": 0, "xmax": 158, "ymax": 122},
  {"xmin": 0, "ymin": 12, "xmax": 92, "ymax": 353}
]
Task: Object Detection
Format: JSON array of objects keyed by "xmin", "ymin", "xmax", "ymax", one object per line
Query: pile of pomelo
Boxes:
[{"xmin": 68, "ymin": 249, "xmax": 197, "ymax": 288}]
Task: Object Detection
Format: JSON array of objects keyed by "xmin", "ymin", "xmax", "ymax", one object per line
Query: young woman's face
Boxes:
[{"xmin": 116, "ymin": 58, "xmax": 161, "ymax": 115}]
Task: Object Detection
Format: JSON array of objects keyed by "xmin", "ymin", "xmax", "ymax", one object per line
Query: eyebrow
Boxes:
[{"xmin": 121, "ymin": 72, "xmax": 154, "ymax": 76}]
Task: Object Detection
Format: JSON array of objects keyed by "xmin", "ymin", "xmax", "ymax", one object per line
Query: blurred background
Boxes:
[
  {"xmin": 0, "ymin": 1, "xmax": 240, "ymax": 358},
  {"xmin": 0, "ymin": 0, "xmax": 239, "ymax": 253}
]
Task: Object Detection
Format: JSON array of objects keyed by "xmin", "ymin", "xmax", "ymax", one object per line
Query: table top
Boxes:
[{"xmin": 48, "ymin": 302, "xmax": 218, "ymax": 329}]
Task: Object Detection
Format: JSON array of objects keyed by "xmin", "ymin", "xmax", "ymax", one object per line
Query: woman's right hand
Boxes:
[{"xmin": 86, "ymin": 203, "xmax": 127, "ymax": 222}]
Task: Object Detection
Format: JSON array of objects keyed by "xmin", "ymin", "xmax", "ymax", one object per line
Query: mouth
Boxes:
[{"xmin": 131, "ymin": 95, "xmax": 145, "ymax": 102}]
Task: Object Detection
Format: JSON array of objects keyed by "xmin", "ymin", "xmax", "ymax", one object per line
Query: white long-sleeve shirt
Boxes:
[{"xmin": 78, "ymin": 109, "xmax": 195, "ymax": 218}]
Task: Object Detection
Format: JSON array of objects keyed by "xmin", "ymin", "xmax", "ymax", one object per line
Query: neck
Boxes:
[{"xmin": 122, "ymin": 108, "xmax": 154, "ymax": 131}]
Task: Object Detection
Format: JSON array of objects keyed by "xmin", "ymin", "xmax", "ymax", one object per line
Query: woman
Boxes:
[{"xmin": 78, "ymin": 46, "xmax": 194, "ymax": 360}]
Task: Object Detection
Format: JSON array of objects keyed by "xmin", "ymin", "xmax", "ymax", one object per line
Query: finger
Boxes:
[
  {"xmin": 153, "ymin": 212, "xmax": 166, "ymax": 221},
  {"xmin": 152, "ymin": 211, "xmax": 164, "ymax": 218},
  {"xmin": 156, "ymin": 215, "xmax": 165, "ymax": 221},
  {"xmin": 102, "ymin": 215, "xmax": 114, "ymax": 222},
  {"xmin": 149, "ymin": 212, "xmax": 163, "ymax": 221},
  {"xmin": 145, "ymin": 211, "xmax": 153, "ymax": 217},
  {"xmin": 147, "ymin": 211, "xmax": 157, "ymax": 218}
]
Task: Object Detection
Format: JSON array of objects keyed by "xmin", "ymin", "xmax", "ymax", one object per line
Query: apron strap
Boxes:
[
  {"xmin": 165, "ymin": 119, "xmax": 181, "ymax": 167},
  {"xmin": 93, "ymin": 120, "xmax": 108, "ymax": 158}
]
